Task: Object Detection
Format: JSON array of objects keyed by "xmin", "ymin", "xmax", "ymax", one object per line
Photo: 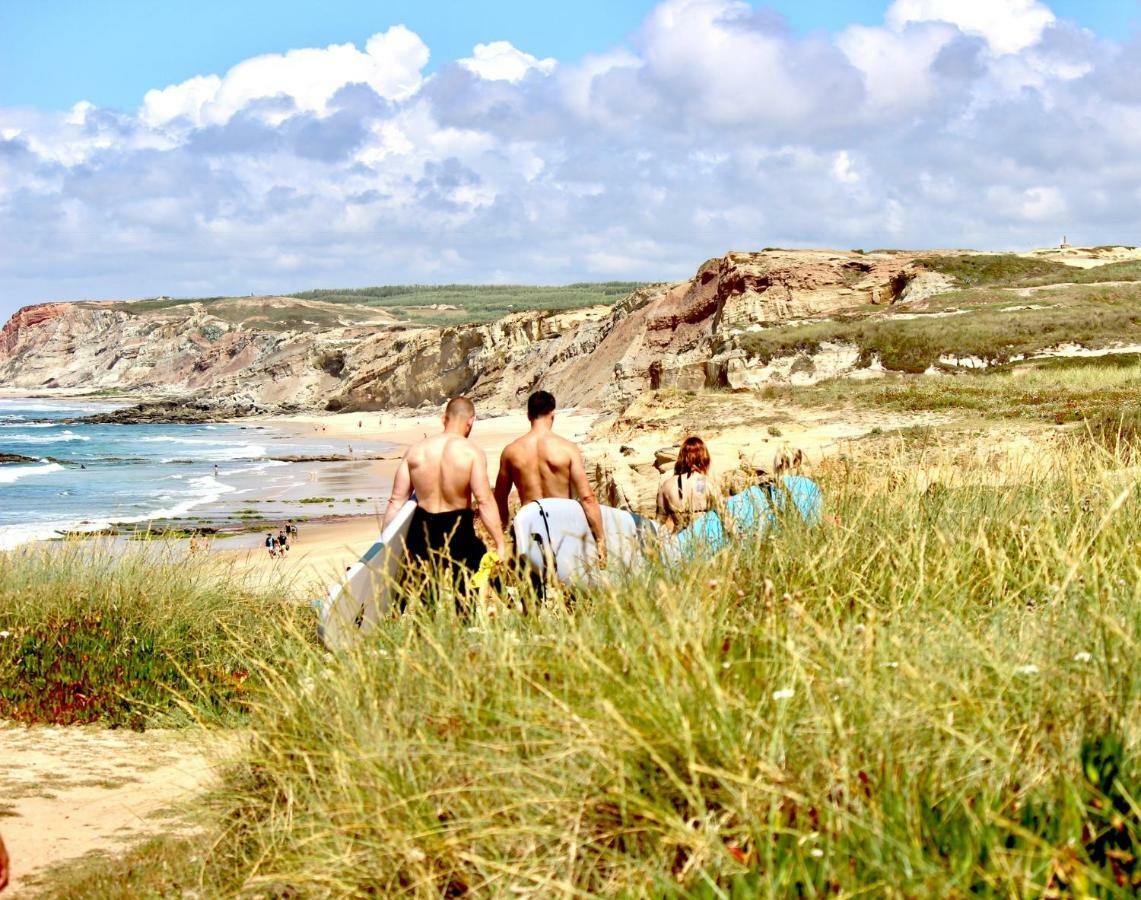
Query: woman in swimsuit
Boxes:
[{"xmin": 656, "ymin": 436, "xmax": 722, "ymax": 533}]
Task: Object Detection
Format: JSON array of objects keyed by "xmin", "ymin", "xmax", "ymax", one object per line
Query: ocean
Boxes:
[{"xmin": 0, "ymin": 398, "xmax": 363, "ymax": 549}]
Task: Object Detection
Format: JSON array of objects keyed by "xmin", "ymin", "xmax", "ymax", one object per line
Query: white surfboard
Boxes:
[
  {"xmin": 318, "ymin": 499, "xmax": 417, "ymax": 651},
  {"xmin": 512, "ymin": 498, "xmax": 664, "ymax": 589}
]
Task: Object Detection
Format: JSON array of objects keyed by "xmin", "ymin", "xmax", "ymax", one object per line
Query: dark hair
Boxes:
[
  {"xmin": 674, "ymin": 436, "xmax": 711, "ymax": 476},
  {"xmin": 444, "ymin": 396, "xmax": 475, "ymax": 421},
  {"xmin": 527, "ymin": 390, "xmax": 556, "ymax": 421}
]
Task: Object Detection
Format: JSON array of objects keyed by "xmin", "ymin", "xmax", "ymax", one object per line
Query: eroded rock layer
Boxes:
[{"xmin": 0, "ymin": 250, "xmax": 929, "ymax": 413}]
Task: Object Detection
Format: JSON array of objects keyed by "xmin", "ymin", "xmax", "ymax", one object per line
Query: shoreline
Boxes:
[{"xmin": 3, "ymin": 399, "xmax": 600, "ymax": 590}]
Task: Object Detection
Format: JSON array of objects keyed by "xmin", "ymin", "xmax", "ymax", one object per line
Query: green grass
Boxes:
[
  {"xmin": 917, "ymin": 254, "xmax": 1072, "ymax": 287},
  {"xmin": 1022, "ymin": 259, "xmax": 1141, "ymax": 287},
  {"xmin": 23, "ymin": 836, "xmax": 207, "ymax": 899},
  {"xmin": 170, "ymin": 446, "xmax": 1136, "ymax": 897},
  {"xmin": 289, "ymin": 282, "xmax": 643, "ymax": 325},
  {"xmin": 96, "ymin": 283, "xmax": 643, "ymax": 329},
  {"xmin": 759, "ymin": 353, "xmax": 1141, "ymax": 426},
  {"xmin": 0, "ymin": 543, "xmax": 308, "ymax": 726},
  {"xmin": 735, "ymin": 283, "xmax": 1141, "ymax": 372},
  {"xmin": 10, "ymin": 446, "xmax": 1141, "ymax": 896},
  {"xmin": 916, "ymin": 254, "xmax": 1141, "ymax": 290}
]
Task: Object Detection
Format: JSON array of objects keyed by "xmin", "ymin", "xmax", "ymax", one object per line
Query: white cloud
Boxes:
[
  {"xmin": 634, "ymin": 0, "xmax": 859, "ymax": 124},
  {"xmin": 141, "ymin": 25, "xmax": 428, "ymax": 127},
  {"xmin": 831, "ymin": 151, "xmax": 860, "ymax": 184},
  {"xmin": 1, "ymin": 0, "xmax": 1138, "ymax": 317},
  {"xmin": 887, "ymin": 0, "xmax": 1055, "ymax": 54},
  {"xmin": 838, "ymin": 21, "xmax": 955, "ymax": 113},
  {"xmin": 142, "ymin": 75, "xmax": 222, "ymax": 126},
  {"xmin": 459, "ymin": 41, "xmax": 556, "ymax": 82}
]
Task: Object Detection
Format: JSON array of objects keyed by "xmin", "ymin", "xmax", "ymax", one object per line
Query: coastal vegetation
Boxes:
[
  {"xmin": 107, "ymin": 282, "xmax": 645, "ymax": 328},
  {"xmin": 759, "ymin": 353, "xmax": 1141, "ymax": 431},
  {"xmin": 288, "ymin": 282, "xmax": 645, "ymax": 325},
  {"xmin": 735, "ymin": 282, "xmax": 1141, "ymax": 372},
  {"xmin": 0, "ymin": 544, "xmax": 306, "ymax": 727},
  {"xmin": 11, "ymin": 437, "xmax": 1139, "ymax": 896}
]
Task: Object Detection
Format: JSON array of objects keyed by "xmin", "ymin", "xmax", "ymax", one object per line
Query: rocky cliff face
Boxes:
[{"xmin": 0, "ymin": 249, "xmax": 929, "ymax": 414}]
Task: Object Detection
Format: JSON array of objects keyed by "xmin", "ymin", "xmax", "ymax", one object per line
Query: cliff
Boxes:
[{"xmin": 0, "ymin": 249, "xmax": 936, "ymax": 414}]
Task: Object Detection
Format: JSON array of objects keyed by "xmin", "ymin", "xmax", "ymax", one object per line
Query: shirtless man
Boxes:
[
  {"xmin": 383, "ymin": 397, "xmax": 506, "ymax": 587},
  {"xmin": 494, "ymin": 390, "xmax": 606, "ymax": 564}
]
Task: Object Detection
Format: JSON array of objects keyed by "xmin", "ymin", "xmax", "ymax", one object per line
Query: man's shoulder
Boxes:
[
  {"xmin": 545, "ymin": 433, "xmax": 582, "ymax": 458},
  {"xmin": 501, "ymin": 434, "xmax": 531, "ymax": 460},
  {"xmin": 448, "ymin": 435, "xmax": 484, "ymax": 458}
]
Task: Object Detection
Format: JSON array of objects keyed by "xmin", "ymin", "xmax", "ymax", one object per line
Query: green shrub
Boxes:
[
  {"xmin": 917, "ymin": 254, "xmax": 1071, "ymax": 287},
  {"xmin": 0, "ymin": 544, "xmax": 307, "ymax": 726},
  {"xmin": 737, "ymin": 283, "xmax": 1141, "ymax": 374}
]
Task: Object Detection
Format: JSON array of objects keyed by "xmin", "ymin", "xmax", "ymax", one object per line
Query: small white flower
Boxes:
[
  {"xmin": 407, "ymin": 847, "xmax": 426, "ymax": 863},
  {"xmin": 882, "ymin": 661, "xmax": 899, "ymax": 669},
  {"xmin": 1014, "ymin": 664, "xmax": 1039, "ymax": 675},
  {"xmin": 809, "ymin": 848, "xmax": 824, "ymax": 859},
  {"xmin": 772, "ymin": 688, "xmax": 795, "ymax": 701},
  {"xmin": 0, "ymin": 631, "xmax": 10, "ymax": 639},
  {"xmin": 853, "ymin": 624, "xmax": 866, "ymax": 634},
  {"xmin": 835, "ymin": 677, "xmax": 851, "ymax": 687},
  {"xmin": 721, "ymin": 661, "xmax": 731, "ymax": 670},
  {"xmin": 1073, "ymin": 651, "xmax": 1092, "ymax": 663}
]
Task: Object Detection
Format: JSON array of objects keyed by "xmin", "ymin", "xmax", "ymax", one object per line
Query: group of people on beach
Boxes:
[
  {"xmin": 265, "ymin": 521, "xmax": 299, "ymax": 559},
  {"xmin": 382, "ymin": 390, "xmax": 810, "ymax": 595},
  {"xmin": 381, "ymin": 391, "xmax": 602, "ymax": 584}
]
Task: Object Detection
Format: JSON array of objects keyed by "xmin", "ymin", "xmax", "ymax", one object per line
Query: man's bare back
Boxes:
[
  {"xmin": 494, "ymin": 391, "xmax": 606, "ymax": 561},
  {"xmin": 402, "ymin": 434, "xmax": 484, "ymax": 514},
  {"xmin": 383, "ymin": 398, "xmax": 505, "ymax": 559},
  {"xmin": 497, "ymin": 431, "xmax": 581, "ymax": 506}
]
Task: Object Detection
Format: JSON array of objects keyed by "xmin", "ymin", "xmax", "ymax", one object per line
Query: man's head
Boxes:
[
  {"xmin": 443, "ymin": 396, "xmax": 476, "ymax": 436},
  {"xmin": 527, "ymin": 390, "xmax": 556, "ymax": 423}
]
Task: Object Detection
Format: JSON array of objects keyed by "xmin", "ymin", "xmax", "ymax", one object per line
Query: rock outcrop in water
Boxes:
[{"xmin": 0, "ymin": 249, "xmax": 932, "ymax": 416}]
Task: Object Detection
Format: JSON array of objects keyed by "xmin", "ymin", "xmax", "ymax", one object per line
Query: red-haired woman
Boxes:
[{"xmin": 657, "ymin": 436, "xmax": 721, "ymax": 532}]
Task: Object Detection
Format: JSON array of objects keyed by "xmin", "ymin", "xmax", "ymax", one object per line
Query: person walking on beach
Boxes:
[
  {"xmin": 265, "ymin": 532, "xmax": 276, "ymax": 558},
  {"xmin": 657, "ymin": 436, "xmax": 722, "ymax": 532},
  {"xmin": 286, "ymin": 520, "xmax": 298, "ymax": 542},
  {"xmin": 277, "ymin": 528, "xmax": 288, "ymax": 554},
  {"xmin": 494, "ymin": 390, "xmax": 606, "ymax": 565},
  {"xmin": 383, "ymin": 396, "xmax": 506, "ymax": 599}
]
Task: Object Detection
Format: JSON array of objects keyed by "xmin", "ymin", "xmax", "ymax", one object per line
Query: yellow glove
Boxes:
[{"xmin": 470, "ymin": 550, "xmax": 501, "ymax": 590}]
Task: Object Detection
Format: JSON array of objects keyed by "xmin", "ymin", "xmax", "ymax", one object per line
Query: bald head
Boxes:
[{"xmin": 444, "ymin": 396, "xmax": 475, "ymax": 424}]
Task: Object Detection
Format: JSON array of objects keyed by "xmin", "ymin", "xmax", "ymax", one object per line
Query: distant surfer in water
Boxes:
[
  {"xmin": 494, "ymin": 390, "xmax": 606, "ymax": 565},
  {"xmin": 383, "ymin": 396, "xmax": 506, "ymax": 595}
]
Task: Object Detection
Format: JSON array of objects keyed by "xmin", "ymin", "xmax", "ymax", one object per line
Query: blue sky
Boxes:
[
  {"xmin": 1, "ymin": 1, "xmax": 1136, "ymax": 110},
  {"xmin": 1, "ymin": 1, "xmax": 1141, "ymax": 316}
]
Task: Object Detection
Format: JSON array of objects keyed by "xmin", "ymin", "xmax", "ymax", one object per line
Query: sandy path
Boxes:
[{"xmin": 0, "ymin": 723, "xmax": 236, "ymax": 896}]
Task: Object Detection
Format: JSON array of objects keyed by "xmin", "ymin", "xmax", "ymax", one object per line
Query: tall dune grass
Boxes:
[
  {"xmin": 190, "ymin": 444, "xmax": 1140, "ymax": 896},
  {"xmin": 0, "ymin": 541, "xmax": 308, "ymax": 726}
]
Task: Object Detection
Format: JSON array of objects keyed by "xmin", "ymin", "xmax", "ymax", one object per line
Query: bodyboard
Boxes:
[
  {"xmin": 318, "ymin": 499, "xmax": 416, "ymax": 651},
  {"xmin": 673, "ymin": 475, "xmax": 823, "ymax": 557},
  {"xmin": 512, "ymin": 498, "xmax": 663, "ymax": 588}
]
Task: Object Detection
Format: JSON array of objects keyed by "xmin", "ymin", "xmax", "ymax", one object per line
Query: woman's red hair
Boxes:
[{"xmin": 675, "ymin": 436, "xmax": 711, "ymax": 476}]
